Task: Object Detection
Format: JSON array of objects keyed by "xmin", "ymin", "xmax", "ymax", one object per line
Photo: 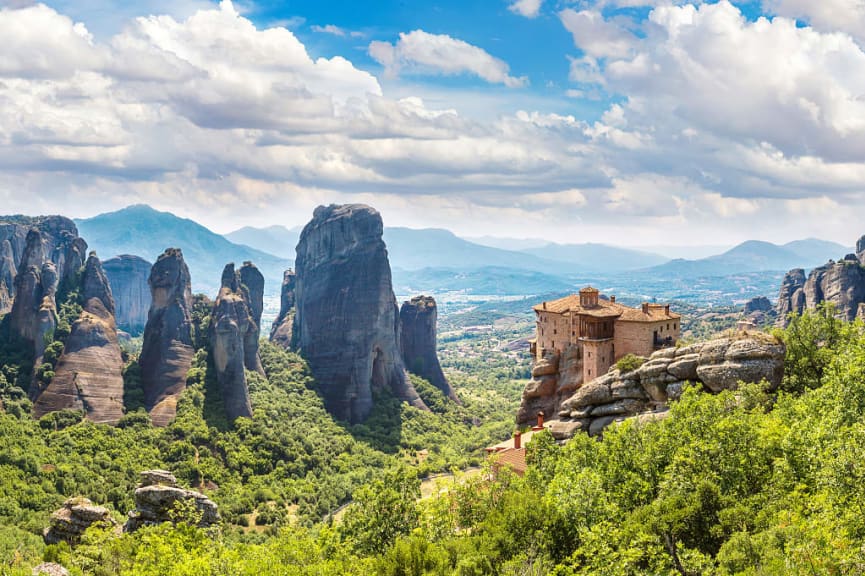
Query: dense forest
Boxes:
[{"xmin": 3, "ymin": 305, "xmax": 865, "ymax": 574}]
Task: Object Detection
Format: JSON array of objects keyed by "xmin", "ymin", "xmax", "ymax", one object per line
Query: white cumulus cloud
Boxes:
[
  {"xmin": 508, "ymin": 0, "xmax": 543, "ymax": 18},
  {"xmin": 369, "ymin": 30, "xmax": 528, "ymax": 88}
]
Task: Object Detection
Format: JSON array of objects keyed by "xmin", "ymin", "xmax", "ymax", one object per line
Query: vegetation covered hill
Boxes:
[{"xmin": 4, "ymin": 305, "xmax": 865, "ymax": 574}]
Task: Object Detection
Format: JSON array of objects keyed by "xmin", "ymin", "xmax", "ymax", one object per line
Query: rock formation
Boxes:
[
  {"xmin": 775, "ymin": 236, "xmax": 865, "ymax": 326},
  {"xmin": 238, "ymin": 262, "xmax": 265, "ymax": 375},
  {"xmin": 292, "ymin": 204, "xmax": 427, "ymax": 423},
  {"xmin": 139, "ymin": 249, "xmax": 195, "ymax": 427},
  {"xmin": 103, "ymin": 255, "xmax": 152, "ymax": 335},
  {"xmin": 0, "ymin": 216, "xmax": 87, "ymax": 312},
  {"xmin": 9, "ymin": 231, "xmax": 59, "ymax": 367},
  {"xmin": 209, "ymin": 263, "xmax": 257, "ymax": 421},
  {"xmin": 399, "ymin": 295, "xmax": 457, "ymax": 401},
  {"xmin": 125, "ymin": 470, "xmax": 219, "ymax": 532},
  {"xmin": 44, "ymin": 497, "xmax": 118, "ymax": 545},
  {"xmin": 742, "ymin": 296, "xmax": 776, "ymax": 326},
  {"xmin": 776, "ymin": 268, "xmax": 807, "ymax": 325},
  {"xmin": 517, "ymin": 345, "xmax": 583, "ymax": 427},
  {"xmin": 32, "ymin": 563, "xmax": 70, "ymax": 576},
  {"xmin": 269, "ymin": 269, "xmax": 296, "ymax": 349},
  {"xmin": 526, "ymin": 333, "xmax": 785, "ymax": 439},
  {"xmin": 32, "ymin": 253, "xmax": 125, "ymax": 424}
]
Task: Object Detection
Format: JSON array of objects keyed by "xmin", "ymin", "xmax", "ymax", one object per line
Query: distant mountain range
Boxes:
[
  {"xmin": 76, "ymin": 205, "xmax": 291, "ymax": 295},
  {"xmin": 224, "ymin": 224, "xmax": 669, "ymax": 273},
  {"xmin": 74, "ymin": 205, "xmax": 852, "ymax": 300},
  {"xmin": 519, "ymin": 242, "xmax": 668, "ymax": 270},
  {"xmin": 646, "ymin": 239, "xmax": 849, "ymax": 277}
]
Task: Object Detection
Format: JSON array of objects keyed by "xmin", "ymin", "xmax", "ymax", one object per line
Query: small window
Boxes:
[
  {"xmin": 588, "ymin": 369, "xmax": 592, "ymax": 376},
  {"xmin": 553, "ymin": 329, "xmax": 557, "ymax": 335},
  {"xmin": 667, "ymin": 323, "xmax": 670, "ymax": 330},
  {"xmin": 588, "ymin": 351, "xmax": 591, "ymax": 358}
]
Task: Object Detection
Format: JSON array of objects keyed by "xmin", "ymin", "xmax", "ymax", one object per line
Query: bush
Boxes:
[{"xmin": 615, "ymin": 354, "xmax": 646, "ymax": 373}]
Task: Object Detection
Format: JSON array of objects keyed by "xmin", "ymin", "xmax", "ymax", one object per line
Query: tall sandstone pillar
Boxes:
[
  {"xmin": 139, "ymin": 248, "xmax": 195, "ymax": 426},
  {"xmin": 292, "ymin": 204, "xmax": 428, "ymax": 423}
]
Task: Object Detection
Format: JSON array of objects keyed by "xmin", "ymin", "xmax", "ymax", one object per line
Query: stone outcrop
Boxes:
[
  {"xmin": 517, "ymin": 344, "xmax": 584, "ymax": 427},
  {"xmin": 776, "ymin": 235, "xmax": 865, "ymax": 326},
  {"xmin": 209, "ymin": 263, "xmax": 257, "ymax": 421},
  {"xmin": 32, "ymin": 254, "xmax": 125, "ymax": 424},
  {"xmin": 140, "ymin": 249, "xmax": 194, "ymax": 427},
  {"xmin": 742, "ymin": 296, "xmax": 776, "ymax": 326},
  {"xmin": 0, "ymin": 216, "xmax": 87, "ymax": 314},
  {"xmin": 523, "ymin": 333, "xmax": 785, "ymax": 439},
  {"xmin": 103, "ymin": 255, "xmax": 152, "ymax": 335},
  {"xmin": 776, "ymin": 268, "xmax": 807, "ymax": 325},
  {"xmin": 9, "ymin": 231, "xmax": 59, "ymax": 368},
  {"xmin": 43, "ymin": 497, "xmax": 118, "ymax": 545},
  {"xmin": 292, "ymin": 204, "xmax": 427, "ymax": 423},
  {"xmin": 125, "ymin": 470, "xmax": 219, "ymax": 532},
  {"xmin": 32, "ymin": 563, "xmax": 70, "ymax": 576},
  {"xmin": 238, "ymin": 262, "xmax": 265, "ymax": 375},
  {"xmin": 399, "ymin": 295, "xmax": 457, "ymax": 402},
  {"xmin": 269, "ymin": 269, "xmax": 295, "ymax": 349}
]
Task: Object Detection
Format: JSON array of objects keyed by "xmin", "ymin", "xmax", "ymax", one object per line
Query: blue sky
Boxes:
[{"xmin": 1, "ymin": 0, "xmax": 865, "ymax": 246}]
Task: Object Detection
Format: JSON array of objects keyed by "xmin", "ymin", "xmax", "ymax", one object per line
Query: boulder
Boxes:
[
  {"xmin": 125, "ymin": 470, "xmax": 219, "ymax": 532},
  {"xmin": 44, "ymin": 497, "xmax": 117, "ymax": 545},
  {"xmin": 399, "ymin": 295, "xmax": 457, "ymax": 401},
  {"xmin": 139, "ymin": 249, "xmax": 195, "ymax": 427},
  {"xmin": 32, "ymin": 563, "xmax": 70, "ymax": 576},
  {"xmin": 210, "ymin": 263, "xmax": 256, "ymax": 422},
  {"xmin": 32, "ymin": 254, "xmax": 125, "ymax": 424},
  {"xmin": 102, "ymin": 255, "xmax": 152, "ymax": 335},
  {"xmin": 292, "ymin": 204, "xmax": 427, "ymax": 423},
  {"xmin": 269, "ymin": 269, "xmax": 296, "ymax": 349}
]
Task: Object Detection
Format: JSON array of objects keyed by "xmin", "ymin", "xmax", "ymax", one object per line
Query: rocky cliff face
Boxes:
[
  {"xmin": 293, "ymin": 204, "xmax": 427, "ymax": 423},
  {"xmin": 0, "ymin": 216, "xmax": 87, "ymax": 314},
  {"xmin": 525, "ymin": 333, "xmax": 785, "ymax": 439},
  {"xmin": 399, "ymin": 295, "xmax": 457, "ymax": 402},
  {"xmin": 32, "ymin": 253, "xmax": 126, "ymax": 424},
  {"xmin": 269, "ymin": 269, "xmax": 295, "ymax": 349},
  {"xmin": 238, "ymin": 262, "xmax": 265, "ymax": 375},
  {"xmin": 776, "ymin": 236, "xmax": 865, "ymax": 326},
  {"xmin": 139, "ymin": 248, "xmax": 195, "ymax": 427},
  {"xmin": 209, "ymin": 263, "xmax": 256, "ymax": 422},
  {"xmin": 9, "ymin": 230, "xmax": 59, "ymax": 367},
  {"xmin": 103, "ymin": 255, "xmax": 152, "ymax": 335}
]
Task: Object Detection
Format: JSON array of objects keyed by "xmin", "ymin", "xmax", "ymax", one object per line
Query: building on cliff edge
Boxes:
[{"xmin": 530, "ymin": 286, "xmax": 681, "ymax": 383}]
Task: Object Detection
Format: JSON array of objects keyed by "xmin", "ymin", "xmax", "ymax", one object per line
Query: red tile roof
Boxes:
[{"xmin": 534, "ymin": 293, "xmax": 680, "ymax": 322}]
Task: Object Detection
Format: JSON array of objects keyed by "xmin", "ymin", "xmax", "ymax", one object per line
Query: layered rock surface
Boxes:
[
  {"xmin": 292, "ymin": 204, "xmax": 427, "ymax": 423},
  {"xmin": 776, "ymin": 236, "xmax": 865, "ymax": 326},
  {"xmin": 523, "ymin": 333, "xmax": 785, "ymax": 439},
  {"xmin": 140, "ymin": 249, "xmax": 194, "ymax": 427},
  {"xmin": 269, "ymin": 269, "xmax": 296, "ymax": 349},
  {"xmin": 32, "ymin": 253, "xmax": 125, "ymax": 424},
  {"xmin": 103, "ymin": 255, "xmax": 152, "ymax": 334},
  {"xmin": 125, "ymin": 470, "xmax": 219, "ymax": 531},
  {"xmin": 399, "ymin": 295, "xmax": 457, "ymax": 401},
  {"xmin": 210, "ymin": 263, "xmax": 257, "ymax": 421},
  {"xmin": 44, "ymin": 497, "xmax": 117, "ymax": 545}
]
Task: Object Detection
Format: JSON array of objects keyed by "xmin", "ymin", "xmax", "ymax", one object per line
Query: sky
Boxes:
[{"xmin": 1, "ymin": 0, "xmax": 865, "ymax": 247}]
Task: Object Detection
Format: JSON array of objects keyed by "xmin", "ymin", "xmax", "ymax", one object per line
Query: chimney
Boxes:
[
  {"xmin": 532, "ymin": 411, "xmax": 545, "ymax": 431},
  {"xmin": 610, "ymin": 295, "xmax": 616, "ymax": 303},
  {"xmin": 543, "ymin": 302, "xmax": 547, "ymax": 310},
  {"xmin": 514, "ymin": 430, "xmax": 522, "ymax": 449},
  {"xmin": 665, "ymin": 304, "xmax": 670, "ymax": 315},
  {"xmin": 642, "ymin": 302, "xmax": 649, "ymax": 314}
]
